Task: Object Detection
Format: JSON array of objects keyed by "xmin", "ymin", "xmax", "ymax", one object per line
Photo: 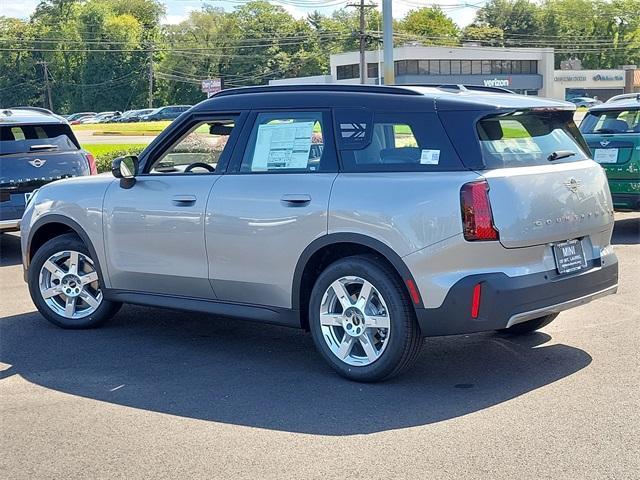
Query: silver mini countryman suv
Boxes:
[{"xmin": 20, "ymin": 85, "xmax": 619, "ymax": 382}]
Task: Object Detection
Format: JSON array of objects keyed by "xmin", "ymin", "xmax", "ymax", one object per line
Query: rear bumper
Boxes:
[{"xmin": 415, "ymin": 257, "xmax": 618, "ymax": 336}]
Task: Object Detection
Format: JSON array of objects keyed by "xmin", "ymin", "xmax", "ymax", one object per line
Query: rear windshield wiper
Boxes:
[
  {"xmin": 29, "ymin": 144, "xmax": 58, "ymax": 151},
  {"xmin": 548, "ymin": 150, "xmax": 576, "ymax": 161}
]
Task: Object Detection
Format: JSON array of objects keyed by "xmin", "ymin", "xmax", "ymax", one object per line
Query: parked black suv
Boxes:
[{"xmin": 0, "ymin": 107, "xmax": 96, "ymax": 232}]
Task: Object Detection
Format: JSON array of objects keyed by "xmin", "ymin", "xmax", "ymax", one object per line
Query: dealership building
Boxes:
[{"xmin": 270, "ymin": 45, "xmax": 640, "ymax": 100}]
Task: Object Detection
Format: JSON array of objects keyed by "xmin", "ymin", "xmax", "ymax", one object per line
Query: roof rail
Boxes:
[
  {"xmin": 408, "ymin": 83, "xmax": 516, "ymax": 94},
  {"xmin": 10, "ymin": 106, "xmax": 55, "ymax": 115},
  {"xmin": 212, "ymin": 84, "xmax": 422, "ymax": 98}
]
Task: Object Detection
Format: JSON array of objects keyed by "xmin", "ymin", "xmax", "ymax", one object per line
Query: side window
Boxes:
[
  {"xmin": 149, "ymin": 119, "xmax": 235, "ymax": 174},
  {"xmin": 10, "ymin": 127, "xmax": 25, "ymax": 140},
  {"xmin": 337, "ymin": 112, "xmax": 463, "ymax": 171},
  {"xmin": 240, "ymin": 111, "xmax": 326, "ymax": 173}
]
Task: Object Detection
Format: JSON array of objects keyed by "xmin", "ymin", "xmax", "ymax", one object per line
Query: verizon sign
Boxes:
[{"xmin": 483, "ymin": 77, "xmax": 511, "ymax": 87}]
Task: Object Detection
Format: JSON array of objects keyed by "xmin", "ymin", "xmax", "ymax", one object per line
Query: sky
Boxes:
[{"xmin": 2, "ymin": 0, "xmax": 481, "ymax": 28}]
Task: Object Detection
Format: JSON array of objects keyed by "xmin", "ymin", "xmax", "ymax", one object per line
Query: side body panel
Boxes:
[
  {"xmin": 206, "ymin": 173, "xmax": 337, "ymax": 308},
  {"xmin": 20, "ymin": 175, "xmax": 113, "ymax": 283},
  {"xmin": 328, "ymin": 172, "xmax": 480, "ymax": 258},
  {"xmin": 102, "ymin": 175, "xmax": 220, "ymax": 298}
]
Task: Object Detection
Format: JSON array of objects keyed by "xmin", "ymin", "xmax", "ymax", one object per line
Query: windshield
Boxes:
[
  {"xmin": 476, "ymin": 111, "xmax": 590, "ymax": 169},
  {"xmin": 579, "ymin": 109, "xmax": 640, "ymax": 134},
  {"xmin": 0, "ymin": 123, "xmax": 79, "ymax": 155}
]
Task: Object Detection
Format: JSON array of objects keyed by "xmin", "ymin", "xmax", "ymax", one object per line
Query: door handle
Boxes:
[
  {"xmin": 280, "ymin": 194, "xmax": 311, "ymax": 207},
  {"xmin": 172, "ymin": 195, "xmax": 196, "ymax": 206}
]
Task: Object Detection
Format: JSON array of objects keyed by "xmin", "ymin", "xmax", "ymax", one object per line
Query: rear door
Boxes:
[
  {"xmin": 206, "ymin": 110, "xmax": 338, "ymax": 308},
  {"xmin": 473, "ymin": 110, "xmax": 614, "ymax": 248},
  {"xmin": 0, "ymin": 123, "xmax": 89, "ymax": 221}
]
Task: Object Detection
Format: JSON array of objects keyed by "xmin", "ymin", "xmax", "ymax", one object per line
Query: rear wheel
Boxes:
[
  {"xmin": 308, "ymin": 255, "xmax": 422, "ymax": 382},
  {"xmin": 28, "ymin": 233, "xmax": 121, "ymax": 329},
  {"xmin": 498, "ymin": 314, "xmax": 558, "ymax": 335}
]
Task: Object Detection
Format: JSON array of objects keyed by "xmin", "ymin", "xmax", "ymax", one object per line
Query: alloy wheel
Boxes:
[
  {"xmin": 319, "ymin": 276, "xmax": 391, "ymax": 367},
  {"xmin": 38, "ymin": 250, "xmax": 103, "ymax": 319}
]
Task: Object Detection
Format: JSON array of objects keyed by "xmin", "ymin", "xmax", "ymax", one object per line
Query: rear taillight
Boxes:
[
  {"xmin": 85, "ymin": 152, "xmax": 98, "ymax": 175},
  {"xmin": 460, "ymin": 180, "xmax": 499, "ymax": 241}
]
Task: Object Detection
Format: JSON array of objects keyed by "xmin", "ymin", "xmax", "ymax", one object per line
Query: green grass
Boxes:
[
  {"xmin": 72, "ymin": 121, "xmax": 171, "ymax": 136},
  {"xmin": 83, "ymin": 143, "xmax": 147, "ymax": 173}
]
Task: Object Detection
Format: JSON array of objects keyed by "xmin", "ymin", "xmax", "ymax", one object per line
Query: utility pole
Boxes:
[
  {"xmin": 38, "ymin": 60, "xmax": 53, "ymax": 110},
  {"xmin": 348, "ymin": 1, "xmax": 375, "ymax": 84},
  {"xmin": 382, "ymin": 0, "xmax": 394, "ymax": 85},
  {"xmin": 147, "ymin": 44, "xmax": 154, "ymax": 108}
]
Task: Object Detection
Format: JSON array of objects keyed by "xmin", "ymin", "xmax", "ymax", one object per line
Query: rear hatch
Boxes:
[
  {"xmin": 0, "ymin": 123, "xmax": 89, "ymax": 220},
  {"xmin": 475, "ymin": 110, "xmax": 614, "ymax": 248},
  {"xmin": 579, "ymin": 107, "xmax": 640, "ymax": 182}
]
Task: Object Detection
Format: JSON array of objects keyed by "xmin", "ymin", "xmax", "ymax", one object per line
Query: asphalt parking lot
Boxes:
[{"xmin": 1, "ymin": 213, "xmax": 638, "ymax": 479}]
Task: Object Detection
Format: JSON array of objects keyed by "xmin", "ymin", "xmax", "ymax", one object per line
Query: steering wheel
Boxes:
[{"xmin": 184, "ymin": 162, "xmax": 215, "ymax": 173}]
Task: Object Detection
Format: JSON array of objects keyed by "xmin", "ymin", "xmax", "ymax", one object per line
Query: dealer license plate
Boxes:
[
  {"xmin": 593, "ymin": 148, "xmax": 618, "ymax": 164},
  {"xmin": 553, "ymin": 239, "xmax": 587, "ymax": 275}
]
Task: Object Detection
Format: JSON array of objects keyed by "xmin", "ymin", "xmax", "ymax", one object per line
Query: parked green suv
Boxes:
[{"xmin": 580, "ymin": 96, "xmax": 640, "ymax": 211}]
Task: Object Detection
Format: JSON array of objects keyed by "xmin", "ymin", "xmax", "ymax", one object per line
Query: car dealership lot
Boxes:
[{"xmin": 1, "ymin": 213, "xmax": 638, "ymax": 479}]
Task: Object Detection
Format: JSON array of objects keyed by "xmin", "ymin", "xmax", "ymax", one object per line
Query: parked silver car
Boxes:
[{"xmin": 20, "ymin": 85, "xmax": 619, "ymax": 381}]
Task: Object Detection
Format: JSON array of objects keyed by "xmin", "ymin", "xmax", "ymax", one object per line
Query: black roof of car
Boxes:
[
  {"xmin": 0, "ymin": 107, "xmax": 67, "ymax": 126},
  {"xmin": 196, "ymin": 84, "xmax": 574, "ymax": 113}
]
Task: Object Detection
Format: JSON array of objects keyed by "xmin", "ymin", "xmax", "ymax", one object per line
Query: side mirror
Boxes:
[{"xmin": 112, "ymin": 155, "xmax": 138, "ymax": 189}]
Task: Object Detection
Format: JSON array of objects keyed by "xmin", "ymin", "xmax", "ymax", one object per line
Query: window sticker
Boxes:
[
  {"xmin": 420, "ymin": 149, "xmax": 441, "ymax": 165},
  {"xmin": 252, "ymin": 121, "xmax": 314, "ymax": 171}
]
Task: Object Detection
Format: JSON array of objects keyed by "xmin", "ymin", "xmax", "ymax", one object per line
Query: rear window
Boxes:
[
  {"xmin": 477, "ymin": 111, "xmax": 590, "ymax": 169},
  {"xmin": 579, "ymin": 109, "xmax": 640, "ymax": 134},
  {"xmin": 336, "ymin": 112, "xmax": 464, "ymax": 172},
  {"xmin": 0, "ymin": 123, "xmax": 79, "ymax": 156}
]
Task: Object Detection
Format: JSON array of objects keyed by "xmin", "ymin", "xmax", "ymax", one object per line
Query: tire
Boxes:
[
  {"xmin": 308, "ymin": 255, "xmax": 422, "ymax": 382},
  {"xmin": 497, "ymin": 314, "xmax": 558, "ymax": 335},
  {"xmin": 28, "ymin": 233, "xmax": 121, "ymax": 329}
]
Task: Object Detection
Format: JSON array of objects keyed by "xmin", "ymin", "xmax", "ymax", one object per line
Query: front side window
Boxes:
[
  {"xmin": 580, "ymin": 109, "xmax": 640, "ymax": 134},
  {"xmin": 149, "ymin": 120, "xmax": 235, "ymax": 174},
  {"xmin": 240, "ymin": 112, "xmax": 327, "ymax": 173},
  {"xmin": 337, "ymin": 112, "xmax": 463, "ymax": 172},
  {"xmin": 477, "ymin": 111, "xmax": 589, "ymax": 169}
]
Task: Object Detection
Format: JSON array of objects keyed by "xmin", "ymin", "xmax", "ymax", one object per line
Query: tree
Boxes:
[
  {"xmin": 462, "ymin": 24, "xmax": 505, "ymax": 46},
  {"xmin": 475, "ymin": 0, "xmax": 541, "ymax": 35},
  {"xmin": 397, "ymin": 7, "xmax": 460, "ymax": 44}
]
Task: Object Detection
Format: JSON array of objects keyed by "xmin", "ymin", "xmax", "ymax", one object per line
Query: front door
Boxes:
[
  {"xmin": 103, "ymin": 115, "xmax": 241, "ymax": 298},
  {"xmin": 207, "ymin": 110, "xmax": 338, "ymax": 308}
]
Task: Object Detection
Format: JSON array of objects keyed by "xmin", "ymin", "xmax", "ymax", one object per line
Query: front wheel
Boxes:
[
  {"xmin": 308, "ymin": 255, "xmax": 422, "ymax": 382},
  {"xmin": 497, "ymin": 314, "xmax": 558, "ymax": 335},
  {"xmin": 28, "ymin": 233, "xmax": 121, "ymax": 329}
]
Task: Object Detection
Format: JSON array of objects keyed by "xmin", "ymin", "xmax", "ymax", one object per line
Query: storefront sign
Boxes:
[
  {"xmin": 554, "ymin": 75, "xmax": 587, "ymax": 82},
  {"xmin": 483, "ymin": 77, "xmax": 511, "ymax": 87},
  {"xmin": 554, "ymin": 72, "xmax": 624, "ymax": 82},
  {"xmin": 592, "ymin": 73, "xmax": 624, "ymax": 81}
]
